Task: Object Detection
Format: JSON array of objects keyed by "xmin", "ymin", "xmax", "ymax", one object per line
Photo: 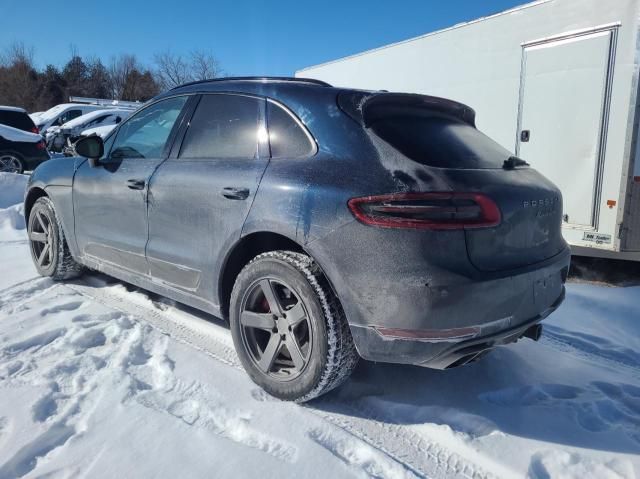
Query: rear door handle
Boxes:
[
  {"xmin": 221, "ymin": 187, "xmax": 250, "ymax": 200},
  {"xmin": 126, "ymin": 179, "xmax": 146, "ymax": 190}
]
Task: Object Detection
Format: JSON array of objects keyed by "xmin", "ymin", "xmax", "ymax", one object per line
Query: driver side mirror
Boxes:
[{"xmin": 75, "ymin": 135, "xmax": 104, "ymax": 167}]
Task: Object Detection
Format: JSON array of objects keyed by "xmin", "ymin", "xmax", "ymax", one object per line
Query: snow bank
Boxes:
[
  {"xmin": 0, "ymin": 172, "xmax": 28, "ymax": 208},
  {"xmin": 0, "ymin": 124, "xmax": 42, "ymax": 143}
]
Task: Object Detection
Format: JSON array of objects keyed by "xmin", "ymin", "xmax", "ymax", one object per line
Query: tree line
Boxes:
[{"xmin": 0, "ymin": 43, "xmax": 221, "ymax": 113}]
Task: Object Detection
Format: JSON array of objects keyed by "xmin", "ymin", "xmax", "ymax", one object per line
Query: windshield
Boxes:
[{"xmin": 37, "ymin": 104, "xmax": 67, "ymax": 122}]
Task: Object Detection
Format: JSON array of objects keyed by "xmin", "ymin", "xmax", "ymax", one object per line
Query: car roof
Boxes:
[
  {"xmin": 171, "ymin": 76, "xmax": 332, "ymax": 90},
  {"xmin": 0, "ymin": 105, "xmax": 28, "ymax": 113},
  {"xmin": 165, "ymin": 76, "xmax": 343, "ymax": 99},
  {"xmin": 61, "ymin": 108, "xmax": 132, "ymax": 128}
]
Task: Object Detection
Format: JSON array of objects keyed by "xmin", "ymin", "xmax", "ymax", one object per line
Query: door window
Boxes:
[
  {"xmin": 111, "ymin": 96, "xmax": 187, "ymax": 159},
  {"xmin": 179, "ymin": 94, "xmax": 261, "ymax": 159},
  {"xmin": 58, "ymin": 109, "xmax": 83, "ymax": 125}
]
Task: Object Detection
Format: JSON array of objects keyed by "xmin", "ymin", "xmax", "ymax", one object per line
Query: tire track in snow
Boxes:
[
  {"xmin": 540, "ymin": 329, "xmax": 640, "ymax": 380},
  {"xmin": 65, "ymin": 277, "xmax": 503, "ymax": 479}
]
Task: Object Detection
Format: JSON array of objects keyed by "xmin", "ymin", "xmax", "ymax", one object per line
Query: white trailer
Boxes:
[{"xmin": 297, "ymin": 0, "xmax": 640, "ymax": 260}]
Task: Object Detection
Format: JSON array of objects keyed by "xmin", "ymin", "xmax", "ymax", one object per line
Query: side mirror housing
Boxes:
[{"xmin": 75, "ymin": 136, "xmax": 104, "ymax": 166}]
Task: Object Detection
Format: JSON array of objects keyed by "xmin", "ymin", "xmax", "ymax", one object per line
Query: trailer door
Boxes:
[{"xmin": 517, "ymin": 29, "xmax": 615, "ymax": 228}]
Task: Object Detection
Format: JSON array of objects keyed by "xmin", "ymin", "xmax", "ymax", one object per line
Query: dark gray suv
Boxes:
[{"xmin": 24, "ymin": 77, "xmax": 570, "ymax": 401}]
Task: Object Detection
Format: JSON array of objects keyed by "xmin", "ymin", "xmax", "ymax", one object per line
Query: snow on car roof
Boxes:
[
  {"xmin": 61, "ymin": 109, "xmax": 132, "ymax": 129},
  {"xmin": 0, "ymin": 105, "xmax": 27, "ymax": 113},
  {"xmin": 81, "ymin": 124, "xmax": 118, "ymax": 138},
  {"xmin": 36, "ymin": 103, "xmax": 104, "ymax": 122},
  {"xmin": 0, "ymin": 123, "xmax": 42, "ymax": 143}
]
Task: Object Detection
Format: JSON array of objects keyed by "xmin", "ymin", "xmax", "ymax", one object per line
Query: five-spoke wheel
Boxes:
[
  {"xmin": 27, "ymin": 197, "xmax": 83, "ymax": 280},
  {"xmin": 29, "ymin": 208, "xmax": 55, "ymax": 269},
  {"xmin": 240, "ymin": 278, "xmax": 312, "ymax": 380}
]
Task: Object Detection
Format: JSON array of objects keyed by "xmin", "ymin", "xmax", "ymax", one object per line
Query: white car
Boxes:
[
  {"xmin": 78, "ymin": 124, "xmax": 119, "ymax": 139},
  {"xmin": 30, "ymin": 104, "xmax": 108, "ymax": 136},
  {"xmin": 46, "ymin": 109, "xmax": 133, "ymax": 151}
]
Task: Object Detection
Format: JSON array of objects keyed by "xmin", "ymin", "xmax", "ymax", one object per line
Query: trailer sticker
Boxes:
[{"xmin": 583, "ymin": 232, "xmax": 612, "ymax": 244}]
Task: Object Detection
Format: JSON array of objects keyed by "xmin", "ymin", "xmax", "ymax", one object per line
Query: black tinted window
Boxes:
[
  {"xmin": 370, "ymin": 115, "xmax": 511, "ymax": 169},
  {"xmin": 59, "ymin": 109, "xmax": 83, "ymax": 125},
  {"xmin": 267, "ymin": 102, "xmax": 314, "ymax": 158},
  {"xmin": 179, "ymin": 94, "xmax": 260, "ymax": 159},
  {"xmin": 0, "ymin": 110, "xmax": 35, "ymax": 131},
  {"xmin": 111, "ymin": 96, "xmax": 187, "ymax": 159}
]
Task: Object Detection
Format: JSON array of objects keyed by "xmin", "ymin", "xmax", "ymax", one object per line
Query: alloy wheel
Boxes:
[
  {"xmin": 29, "ymin": 210, "xmax": 54, "ymax": 269},
  {"xmin": 240, "ymin": 278, "xmax": 312, "ymax": 381},
  {"xmin": 0, "ymin": 155, "xmax": 22, "ymax": 173}
]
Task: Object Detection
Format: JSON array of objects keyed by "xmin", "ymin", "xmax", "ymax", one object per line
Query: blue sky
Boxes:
[{"xmin": 4, "ymin": 0, "xmax": 525, "ymax": 75}]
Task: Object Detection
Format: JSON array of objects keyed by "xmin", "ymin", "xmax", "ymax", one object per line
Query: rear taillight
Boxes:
[
  {"xmin": 31, "ymin": 127, "xmax": 39, "ymax": 134},
  {"xmin": 347, "ymin": 192, "xmax": 501, "ymax": 230},
  {"xmin": 36, "ymin": 140, "xmax": 46, "ymax": 150}
]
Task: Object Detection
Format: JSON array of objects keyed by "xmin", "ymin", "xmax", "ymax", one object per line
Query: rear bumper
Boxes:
[{"xmin": 347, "ymin": 247, "xmax": 570, "ymax": 368}]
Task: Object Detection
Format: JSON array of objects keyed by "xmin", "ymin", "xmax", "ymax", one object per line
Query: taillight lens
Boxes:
[
  {"xmin": 347, "ymin": 192, "xmax": 501, "ymax": 230},
  {"xmin": 36, "ymin": 140, "xmax": 46, "ymax": 150},
  {"xmin": 31, "ymin": 127, "xmax": 39, "ymax": 134}
]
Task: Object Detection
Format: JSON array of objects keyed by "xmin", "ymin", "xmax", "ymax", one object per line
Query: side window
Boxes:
[
  {"xmin": 110, "ymin": 96, "xmax": 187, "ymax": 159},
  {"xmin": 59, "ymin": 109, "xmax": 83, "ymax": 125},
  {"xmin": 86, "ymin": 115, "xmax": 110, "ymax": 128},
  {"xmin": 267, "ymin": 102, "xmax": 315, "ymax": 158},
  {"xmin": 179, "ymin": 94, "xmax": 261, "ymax": 160}
]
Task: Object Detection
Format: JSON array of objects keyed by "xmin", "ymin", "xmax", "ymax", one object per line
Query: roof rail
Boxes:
[
  {"xmin": 170, "ymin": 76, "xmax": 332, "ymax": 90},
  {"xmin": 69, "ymin": 96, "xmax": 142, "ymax": 109}
]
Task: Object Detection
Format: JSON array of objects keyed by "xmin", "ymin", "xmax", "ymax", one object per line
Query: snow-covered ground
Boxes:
[{"xmin": 0, "ymin": 172, "xmax": 638, "ymax": 479}]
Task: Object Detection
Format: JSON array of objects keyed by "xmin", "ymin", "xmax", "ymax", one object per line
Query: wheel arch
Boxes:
[
  {"xmin": 217, "ymin": 231, "xmax": 346, "ymax": 321},
  {"xmin": 24, "ymin": 187, "xmax": 48, "ymax": 223}
]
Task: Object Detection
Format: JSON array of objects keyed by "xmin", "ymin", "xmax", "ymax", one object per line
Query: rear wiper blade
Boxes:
[{"xmin": 503, "ymin": 156, "xmax": 530, "ymax": 169}]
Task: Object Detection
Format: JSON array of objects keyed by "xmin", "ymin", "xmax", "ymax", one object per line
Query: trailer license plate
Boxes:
[{"xmin": 583, "ymin": 232, "xmax": 612, "ymax": 245}]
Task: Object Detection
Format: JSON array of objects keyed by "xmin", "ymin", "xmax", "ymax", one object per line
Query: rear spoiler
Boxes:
[{"xmin": 338, "ymin": 91, "xmax": 476, "ymax": 128}]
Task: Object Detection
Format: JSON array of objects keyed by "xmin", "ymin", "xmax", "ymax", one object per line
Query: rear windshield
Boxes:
[
  {"xmin": 370, "ymin": 115, "xmax": 511, "ymax": 169},
  {"xmin": 0, "ymin": 110, "xmax": 35, "ymax": 132}
]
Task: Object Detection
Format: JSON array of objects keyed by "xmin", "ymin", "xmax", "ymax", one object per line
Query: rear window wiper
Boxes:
[{"xmin": 503, "ymin": 156, "xmax": 529, "ymax": 169}]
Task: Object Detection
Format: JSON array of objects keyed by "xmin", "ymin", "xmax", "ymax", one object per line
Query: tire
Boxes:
[
  {"xmin": 230, "ymin": 251, "xmax": 359, "ymax": 402},
  {"xmin": 28, "ymin": 197, "xmax": 83, "ymax": 280},
  {"xmin": 0, "ymin": 152, "xmax": 24, "ymax": 174}
]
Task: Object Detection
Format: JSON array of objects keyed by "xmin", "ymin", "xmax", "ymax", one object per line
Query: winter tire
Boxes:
[
  {"xmin": 230, "ymin": 250, "xmax": 359, "ymax": 402},
  {"xmin": 28, "ymin": 197, "xmax": 83, "ymax": 280}
]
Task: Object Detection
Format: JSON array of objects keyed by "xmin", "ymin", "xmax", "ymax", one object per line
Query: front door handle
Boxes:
[
  {"xmin": 221, "ymin": 187, "xmax": 250, "ymax": 200},
  {"xmin": 126, "ymin": 179, "xmax": 146, "ymax": 190}
]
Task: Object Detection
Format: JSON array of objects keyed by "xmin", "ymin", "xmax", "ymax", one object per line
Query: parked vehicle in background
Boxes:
[
  {"xmin": 30, "ymin": 104, "xmax": 107, "ymax": 136},
  {"xmin": 0, "ymin": 124, "xmax": 48, "ymax": 173},
  {"xmin": 46, "ymin": 109, "xmax": 133, "ymax": 152},
  {"xmin": 24, "ymin": 77, "xmax": 569, "ymax": 401},
  {"xmin": 77, "ymin": 124, "xmax": 119, "ymax": 139},
  {"xmin": 0, "ymin": 106, "xmax": 40, "ymax": 134}
]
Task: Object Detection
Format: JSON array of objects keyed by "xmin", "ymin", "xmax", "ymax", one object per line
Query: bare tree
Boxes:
[
  {"xmin": 108, "ymin": 54, "xmax": 138, "ymax": 99},
  {"xmin": 0, "ymin": 42, "xmax": 39, "ymax": 110},
  {"xmin": 0, "ymin": 41, "xmax": 34, "ymax": 67},
  {"xmin": 190, "ymin": 50, "xmax": 220, "ymax": 81},
  {"xmin": 154, "ymin": 50, "xmax": 220, "ymax": 90}
]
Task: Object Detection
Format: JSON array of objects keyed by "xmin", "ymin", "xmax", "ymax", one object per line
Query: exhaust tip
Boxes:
[{"xmin": 523, "ymin": 324, "xmax": 543, "ymax": 342}]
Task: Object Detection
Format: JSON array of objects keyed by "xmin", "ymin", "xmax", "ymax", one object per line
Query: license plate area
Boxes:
[{"xmin": 533, "ymin": 271, "xmax": 561, "ymax": 306}]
